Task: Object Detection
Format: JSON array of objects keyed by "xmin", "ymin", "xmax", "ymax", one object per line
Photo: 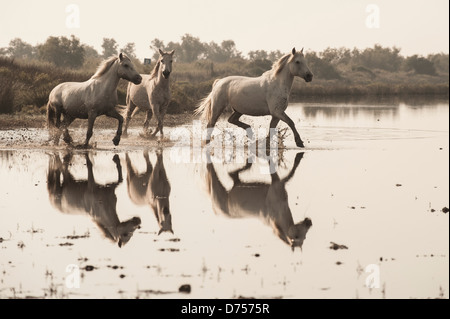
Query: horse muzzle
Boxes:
[
  {"xmin": 133, "ymin": 75, "xmax": 142, "ymax": 85},
  {"xmin": 162, "ymin": 70, "xmax": 171, "ymax": 79},
  {"xmin": 304, "ymin": 72, "xmax": 313, "ymax": 82}
]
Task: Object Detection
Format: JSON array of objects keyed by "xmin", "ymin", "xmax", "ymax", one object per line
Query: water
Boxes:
[{"xmin": 0, "ymin": 100, "xmax": 448, "ymax": 299}]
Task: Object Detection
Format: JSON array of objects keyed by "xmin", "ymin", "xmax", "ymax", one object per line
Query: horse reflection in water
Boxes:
[
  {"xmin": 125, "ymin": 150, "xmax": 172, "ymax": 235},
  {"xmin": 47, "ymin": 152, "xmax": 141, "ymax": 247},
  {"xmin": 204, "ymin": 152, "xmax": 312, "ymax": 250}
]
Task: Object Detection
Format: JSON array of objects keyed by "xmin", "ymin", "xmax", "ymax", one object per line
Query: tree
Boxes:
[
  {"xmin": 268, "ymin": 50, "xmax": 283, "ymax": 62},
  {"xmin": 353, "ymin": 44, "xmax": 403, "ymax": 72},
  {"xmin": 248, "ymin": 50, "xmax": 268, "ymax": 61},
  {"xmin": 321, "ymin": 47, "xmax": 352, "ymax": 65},
  {"xmin": 82, "ymin": 44, "xmax": 99, "ymax": 58},
  {"xmin": 37, "ymin": 35, "xmax": 85, "ymax": 68},
  {"xmin": 205, "ymin": 40, "xmax": 241, "ymax": 62},
  {"xmin": 121, "ymin": 42, "xmax": 136, "ymax": 59},
  {"xmin": 179, "ymin": 34, "xmax": 205, "ymax": 63},
  {"xmin": 150, "ymin": 38, "xmax": 180, "ymax": 60},
  {"xmin": 305, "ymin": 52, "xmax": 341, "ymax": 80},
  {"xmin": 102, "ymin": 38, "xmax": 118, "ymax": 58},
  {"xmin": 428, "ymin": 53, "xmax": 449, "ymax": 74},
  {"xmin": 3, "ymin": 38, "xmax": 35, "ymax": 59},
  {"xmin": 405, "ymin": 55, "xmax": 437, "ymax": 75}
]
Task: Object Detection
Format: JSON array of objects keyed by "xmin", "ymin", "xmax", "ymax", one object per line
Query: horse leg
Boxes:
[
  {"xmin": 153, "ymin": 105, "xmax": 167, "ymax": 139},
  {"xmin": 206, "ymin": 105, "xmax": 226, "ymax": 144},
  {"xmin": 106, "ymin": 108, "xmax": 123, "ymax": 146},
  {"xmin": 143, "ymin": 109, "xmax": 153, "ymax": 136},
  {"xmin": 59, "ymin": 115, "xmax": 75, "ymax": 145},
  {"xmin": 112, "ymin": 154, "xmax": 123, "ymax": 183},
  {"xmin": 151, "ymin": 106, "xmax": 161, "ymax": 138},
  {"xmin": 271, "ymin": 111, "xmax": 304, "ymax": 148},
  {"xmin": 228, "ymin": 111, "xmax": 250, "ymax": 130},
  {"xmin": 82, "ymin": 114, "xmax": 96, "ymax": 148},
  {"xmin": 228, "ymin": 111, "xmax": 254, "ymax": 142},
  {"xmin": 123, "ymin": 101, "xmax": 137, "ymax": 137},
  {"xmin": 228, "ymin": 161, "xmax": 253, "ymax": 185},
  {"xmin": 267, "ymin": 116, "xmax": 281, "ymax": 149}
]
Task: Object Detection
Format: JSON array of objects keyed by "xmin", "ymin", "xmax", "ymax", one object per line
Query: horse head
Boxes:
[
  {"xmin": 156, "ymin": 199, "xmax": 173, "ymax": 235},
  {"xmin": 158, "ymin": 49, "xmax": 175, "ymax": 79},
  {"xmin": 117, "ymin": 216, "xmax": 142, "ymax": 248},
  {"xmin": 118, "ymin": 52, "xmax": 142, "ymax": 84},
  {"xmin": 287, "ymin": 217, "xmax": 313, "ymax": 251},
  {"xmin": 288, "ymin": 48, "xmax": 313, "ymax": 82}
]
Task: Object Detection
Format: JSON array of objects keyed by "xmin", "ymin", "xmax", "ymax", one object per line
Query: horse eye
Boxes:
[
  {"xmin": 124, "ymin": 64, "xmax": 129, "ymax": 68},
  {"xmin": 296, "ymin": 61, "xmax": 300, "ymax": 64}
]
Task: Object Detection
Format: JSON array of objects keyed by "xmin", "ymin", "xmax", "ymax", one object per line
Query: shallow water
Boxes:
[{"xmin": 0, "ymin": 101, "xmax": 448, "ymax": 299}]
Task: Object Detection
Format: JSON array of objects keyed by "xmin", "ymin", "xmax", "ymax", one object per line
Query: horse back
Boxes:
[{"xmin": 215, "ymin": 75, "xmax": 270, "ymax": 116}]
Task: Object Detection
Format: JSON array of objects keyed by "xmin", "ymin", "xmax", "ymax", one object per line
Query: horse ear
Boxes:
[
  {"xmin": 119, "ymin": 52, "xmax": 123, "ymax": 61},
  {"xmin": 301, "ymin": 47, "xmax": 304, "ymax": 54},
  {"xmin": 159, "ymin": 48, "xmax": 164, "ymax": 56},
  {"xmin": 292, "ymin": 48, "xmax": 296, "ymax": 55},
  {"xmin": 169, "ymin": 50, "xmax": 175, "ymax": 56}
]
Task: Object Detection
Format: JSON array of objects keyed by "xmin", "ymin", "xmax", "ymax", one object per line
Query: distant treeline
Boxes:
[{"xmin": 0, "ymin": 34, "xmax": 448, "ymax": 114}]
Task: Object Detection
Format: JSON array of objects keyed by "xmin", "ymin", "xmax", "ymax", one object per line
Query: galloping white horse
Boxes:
[
  {"xmin": 47, "ymin": 152, "xmax": 141, "ymax": 247},
  {"xmin": 123, "ymin": 49, "xmax": 175, "ymax": 138},
  {"xmin": 203, "ymin": 151, "xmax": 312, "ymax": 250},
  {"xmin": 47, "ymin": 53, "xmax": 142, "ymax": 147},
  {"xmin": 125, "ymin": 150, "xmax": 172, "ymax": 235},
  {"xmin": 195, "ymin": 48, "xmax": 313, "ymax": 147}
]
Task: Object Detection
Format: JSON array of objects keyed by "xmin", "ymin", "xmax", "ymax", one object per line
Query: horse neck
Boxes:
[
  {"xmin": 155, "ymin": 71, "xmax": 170, "ymax": 88},
  {"xmin": 94, "ymin": 62, "xmax": 121, "ymax": 93},
  {"xmin": 264, "ymin": 181, "xmax": 294, "ymax": 228},
  {"xmin": 273, "ymin": 65, "xmax": 294, "ymax": 93}
]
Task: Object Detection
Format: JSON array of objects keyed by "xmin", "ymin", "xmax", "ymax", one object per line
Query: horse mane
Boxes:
[
  {"xmin": 149, "ymin": 59, "xmax": 161, "ymax": 79},
  {"xmin": 272, "ymin": 53, "xmax": 293, "ymax": 76},
  {"xmin": 91, "ymin": 55, "xmax": 122, "ymax": 79}
]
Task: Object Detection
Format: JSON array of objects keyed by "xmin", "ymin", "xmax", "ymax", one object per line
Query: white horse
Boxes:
[
  {"xmin": 203, "ymin": 151, "xmax": 312, "ymax": 250},
  {"xmin": 125, "ymin": 150, "xmax": 172, "ymax": 235},
  {"xmin": 47, "ymin": 53, "xmax": 142, "ymax": 148},
  {"xmin": 47, "ymin": 152, "xmax": 141, "ymax": 247},
  {"xmin": 195, "ymin": 48, "xmax": 313, "ymax": 147},
  {"xmin": 123, "ymin": 49, "xmax": 175, "ymax": 138}
]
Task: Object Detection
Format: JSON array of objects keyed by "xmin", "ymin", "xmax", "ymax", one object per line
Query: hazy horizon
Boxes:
[{"xmin": 1, "ymin": 0, "xmax": 449, "ymax": 60}]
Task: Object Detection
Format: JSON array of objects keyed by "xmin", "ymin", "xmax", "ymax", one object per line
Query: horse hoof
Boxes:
[
  {"xmin": 296, "ymin": 139, "xmax": 305, "ymax": 148},
  {"xmin": 112, "ymin": 138, "xmax": 120, "ymax": 146}
]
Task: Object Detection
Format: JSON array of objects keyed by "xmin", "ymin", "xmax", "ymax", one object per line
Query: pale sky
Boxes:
[{"xmin": 1, "ymin": 0, "xmax": 448, "ymax": 60}]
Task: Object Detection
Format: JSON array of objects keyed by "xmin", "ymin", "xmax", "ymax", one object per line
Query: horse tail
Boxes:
[
  {"xmin": 194, "ymin": 94, "xmax": 213, "ymax": 122},
  {"xmin": 46, "ymin": 101, "xmax": 56, "ymax": 130},
  {"xmin": 194, "ymin": 79, "xmax": 220, "ymax": 122}
]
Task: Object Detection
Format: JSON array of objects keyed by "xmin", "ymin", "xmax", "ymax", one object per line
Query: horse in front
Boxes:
[
  {"xmin": 123, "ymin": 49, "xmax": 174, "ymax": 139},
  {"xmin": 195, "ymin": 48, "xmax": 313, "ymax": 147},
  {"xmin": 46, "ymin": 53, "xmax": 142, "ymax": 148}
]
